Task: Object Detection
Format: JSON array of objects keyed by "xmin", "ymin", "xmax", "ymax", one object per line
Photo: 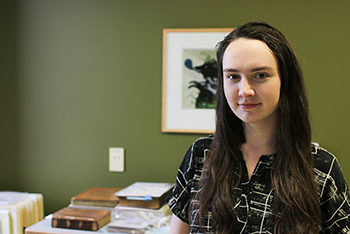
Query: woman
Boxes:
[{"xmin": 168, "ymin": 22, "xmax": 350, "ymax": 233}]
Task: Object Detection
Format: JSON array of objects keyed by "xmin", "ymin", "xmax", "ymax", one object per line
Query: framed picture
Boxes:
[{"xmin": 162, "ymin": 28, "xmax": 233, "ymax": 133}]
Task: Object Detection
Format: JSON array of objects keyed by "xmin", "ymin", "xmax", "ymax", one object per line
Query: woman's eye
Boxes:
[
  {"xmin": 227, "ymin": 74, "xmax": 240, "ymax": 80},
  {"xmin": 254, "ymin": 72, "xmax": 269, "ymax": 79}
]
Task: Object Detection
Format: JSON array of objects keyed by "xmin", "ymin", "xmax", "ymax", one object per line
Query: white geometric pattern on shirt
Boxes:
[{"xmin": 168, "ymin": 136, "xmax": 350, "ymax": 234}]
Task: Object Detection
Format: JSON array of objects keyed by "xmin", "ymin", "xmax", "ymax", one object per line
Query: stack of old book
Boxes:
[
  {"xmin": 49, "ymin": 183, "xmax": 174, "ymax": 233},
  {"xmin": 107, "ymin": 182, "xmax": 174, "ymax": 233},
  {"xmin": 70, "ymin": 187, "xmax": 121, "ymax": 210},
  {"xmin": 51, "ymin": 207, "xmax": 111, "ymax": 231},
  {"xmin": 51, "ymin": 187, "xmax": 121, "ymax": 231}
]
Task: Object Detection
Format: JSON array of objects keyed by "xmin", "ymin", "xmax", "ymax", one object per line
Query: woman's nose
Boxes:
[{"xmin": 238, "ymin": 78, "xmax": 255, "ymax": 97}]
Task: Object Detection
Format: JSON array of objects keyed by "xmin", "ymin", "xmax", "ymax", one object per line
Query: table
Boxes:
[{"xmin": 25, "ymin": 218, "xmax": 169, "ymax": 234}]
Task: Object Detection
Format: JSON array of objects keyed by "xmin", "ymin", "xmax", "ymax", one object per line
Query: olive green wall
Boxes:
[
  {"xmin": 8, "ymin": 0, "xmax": 350, "ymax": 214},
  {"xmin": 0, "ymin": 1, "xmax": 18, "ymax": 190}
]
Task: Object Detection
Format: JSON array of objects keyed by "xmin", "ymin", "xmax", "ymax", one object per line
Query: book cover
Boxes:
[
  {"xmin": 71, "ymin": 187, "xmax": 121, "ymax": 207},
  {"xmin": 115, "ymin": 182, "xmax": 174, "ymax": 209},
  {"xmin": 51, "ymin": 207, "xmax": 111, "ymax": 231}
]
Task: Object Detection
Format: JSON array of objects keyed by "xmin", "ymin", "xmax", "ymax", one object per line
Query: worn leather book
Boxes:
[
  {"xmin": 71, "ymin": 187, "xmax": 121, "ymax": 207},
  {"xmin": 115, "ymin": 182, "xmax": 174, "ymax": 209},
  {"xmin": 51, "ymin": 207, "xmax": 111, "ymax": 231}
]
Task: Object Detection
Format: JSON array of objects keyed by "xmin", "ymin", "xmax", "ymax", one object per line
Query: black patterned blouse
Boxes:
[{"xmin": 168, "ymin": 136, "xmax": 350, "ymax": 233}]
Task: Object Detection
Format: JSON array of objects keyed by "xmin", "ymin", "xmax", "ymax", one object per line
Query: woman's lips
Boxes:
[{"xmin": 238, "ymin": 103, "xmax": 261, "ymax": 109}]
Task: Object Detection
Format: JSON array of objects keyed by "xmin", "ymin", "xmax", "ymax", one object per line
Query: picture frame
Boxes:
[{"xmin": 161, "ymin": 28, "xmax": 233, "ymax": 133}]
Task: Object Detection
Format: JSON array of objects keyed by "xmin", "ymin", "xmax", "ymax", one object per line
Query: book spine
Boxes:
[{"xmin": 52, "ymin": 218, "xmax": 98, "ymax": 231}]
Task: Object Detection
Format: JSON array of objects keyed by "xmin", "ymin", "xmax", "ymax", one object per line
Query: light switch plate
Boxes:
[{"xmin": 109, "ymin": 147, "xmax": 124, "ymax": 172}]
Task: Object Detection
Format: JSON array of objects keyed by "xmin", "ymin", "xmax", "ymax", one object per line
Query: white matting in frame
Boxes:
[{"xmin": 162, "ymin": 28, "xmax": 233, "ymax": 133}]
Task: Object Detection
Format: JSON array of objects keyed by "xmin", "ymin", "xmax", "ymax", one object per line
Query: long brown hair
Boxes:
[{"xmin": 197, "ymin": 22, "xmax": 321, "ymax": 233}]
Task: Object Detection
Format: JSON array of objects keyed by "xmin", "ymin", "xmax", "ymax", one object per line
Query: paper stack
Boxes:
[
  {"xmin": 0, "ymin": 192, "xmax": 44, "ymax": 234},
  {"xmin": 114, "ymin": 182, "xmax": 174, "ymax": 209},
  {"xmin": 108, "ymin": 182, "xmax": 174, "ymax": 233},
  {"xmin": 108, "ymin": 219, "xmax": 149, "ymax": 234}
]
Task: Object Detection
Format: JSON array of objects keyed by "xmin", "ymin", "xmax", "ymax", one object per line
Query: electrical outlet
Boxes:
[{"xmin": 109, "ymin": 147, "xmax": 124, "ymax": 172}]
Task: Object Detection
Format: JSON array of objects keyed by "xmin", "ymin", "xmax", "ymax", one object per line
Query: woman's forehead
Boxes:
[{"xmin": 222, "ymin": 38, "xmax": 278, "ymax": 71}]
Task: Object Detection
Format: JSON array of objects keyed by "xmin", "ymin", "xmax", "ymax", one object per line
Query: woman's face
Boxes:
[{"xmin": 222, "ymin": 38, "xmax": 281, "ymax": 127}]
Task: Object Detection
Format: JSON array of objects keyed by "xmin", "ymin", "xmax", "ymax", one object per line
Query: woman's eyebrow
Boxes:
[
  {"xmin": 223, "ymin": 68, "xmax": 239, "ymax": 73},
  {"xmin": 223, "ymin": 66, "xmax": 273, "ymax": 73},
  {"xmin": 251, "ymin": 66, "xmax": 273, "ymax": 72}
]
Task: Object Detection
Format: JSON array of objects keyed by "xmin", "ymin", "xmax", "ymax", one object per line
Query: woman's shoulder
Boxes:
[
  {"xmin": 312, "ymin": 144, "xmax": 350, "ymax": 233},
  {"xmin": 191, "ymin": 135, "xmax": 214, "ymax": 150},
  {"xmin": 312, "ymin": 143, "xmax": 338, "ymax": 172},
  {"xmin": 312, "ymin": 143, "xmax": 347, "ymax": 188},
  {"xmin": 183, "ymin": 135, "xmax": 214, "ymax": 167},
  {"xmin": 178, "ymin": 135, "xmax": 214, "ymax": 168}
]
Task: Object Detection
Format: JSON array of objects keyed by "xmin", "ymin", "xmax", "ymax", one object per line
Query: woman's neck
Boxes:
[
  {"xmin": 242, "ymin": 119, "xmax": 277, "ymax": 158},
  {"xmin": 241, "ymin": 119, "xmax": 277, "ymax": 179}
]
